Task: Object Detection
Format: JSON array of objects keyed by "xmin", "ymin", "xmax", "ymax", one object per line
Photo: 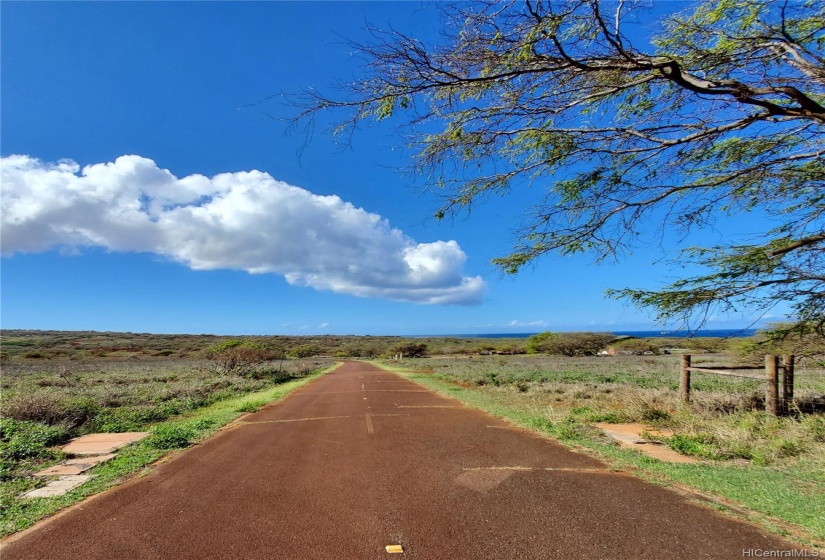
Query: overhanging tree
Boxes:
[{"xmin": 291, "ymin": 0, "xmax": 825, "ymax": 333}]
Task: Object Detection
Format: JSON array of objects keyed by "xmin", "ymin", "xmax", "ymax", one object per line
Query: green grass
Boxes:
[
  {"xmin": 377, "ymin": 361, "xmax": 825, "ymax": 548},
  {"xmin": 0, "ymin": 363, "xmax": 340, "ymax": 538}
]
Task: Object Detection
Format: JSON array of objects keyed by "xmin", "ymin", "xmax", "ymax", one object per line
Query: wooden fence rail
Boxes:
[{"xmin": 680, "ymin": 354, "xmax": 795, "ymax": 416}]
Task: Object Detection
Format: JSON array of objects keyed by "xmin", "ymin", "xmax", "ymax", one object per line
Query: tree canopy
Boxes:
[
  {"xmin": 526, "ymin": 331, "xmax": 614, "ymax": 356},
  {"xmin": 292, "ymin": 0, "xmax": 825, "ymax": 333}
]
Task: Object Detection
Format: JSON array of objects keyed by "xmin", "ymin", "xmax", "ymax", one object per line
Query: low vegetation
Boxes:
[
  {"xmin": 0, "ymin": 329, "xmax": 504, "ymax": 361},
  {"xmin": 9, "ymin": 326, "xmax": 815, "ymax": 363}
]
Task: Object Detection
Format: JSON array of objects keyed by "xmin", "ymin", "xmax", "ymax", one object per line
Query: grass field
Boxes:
[{"xmin": 379, "ymin": 354, "xmax": 825, "ymax": 546}]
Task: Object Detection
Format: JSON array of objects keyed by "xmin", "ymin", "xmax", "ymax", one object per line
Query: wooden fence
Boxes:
[{"xmin": 680, "ymin": 354, "xmax": 795, "ymax": 415}]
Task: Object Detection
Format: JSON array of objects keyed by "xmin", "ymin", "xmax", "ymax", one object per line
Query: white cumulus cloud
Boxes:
[{"xmin": 1, "ymin": 154, "xmax": 485, "ymax": 304}]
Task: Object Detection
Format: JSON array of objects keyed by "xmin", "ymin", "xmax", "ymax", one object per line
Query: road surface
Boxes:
[{"xmin": 3, "ymin": 362, "xmax": 795, "ymax": 559}]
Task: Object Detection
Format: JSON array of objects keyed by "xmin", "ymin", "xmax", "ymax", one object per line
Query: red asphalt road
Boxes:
[{"xmin": 3, "ymin": 362, "xmax": 797, "ymax": 559}]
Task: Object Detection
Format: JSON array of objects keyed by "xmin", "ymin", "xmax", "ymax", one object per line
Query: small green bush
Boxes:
[
  {"xmin": 0, "ymin": 419, "xmax": 70, "ymax": 479},
  {"xmin": 237, "ymin": 400, "xmax": 265, "ymax": 413},
  {"xmin": 667, "ymin": 433, "xmax": 724, "ymax": 460},
  {"xmin": 146, "ymin": 419, "xmax": 217, "ymax": 450},
  {"xmin": 147, "ymin": 424, "xmax": 197, "ymax": 449},
  {"xmin": 0, "ymin": 419, "xmax": 70, "ymax": 460}
]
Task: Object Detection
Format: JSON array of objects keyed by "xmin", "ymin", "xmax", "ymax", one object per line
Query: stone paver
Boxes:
[
  {"xmin": 622, "ymin": 442, "xmax": 699, "ymax": 464},
  {"xmin": 595, "ymin": 423, "xmax": 697, "ymax": 464},
  {"xmin": 34, "ymin": 454, "xmax": 116, "ymax": 477},
  {"xmin": 62, "ymin": 433, "xmax": 148, "ymax": 456},
  {"xmin": 23, "ymin": 475, "xmax": 93, "ymax": 498}
]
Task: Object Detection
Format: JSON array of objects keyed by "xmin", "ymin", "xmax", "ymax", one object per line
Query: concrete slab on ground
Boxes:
[
  {"xmin": 23, "ymin": 475, "xmax": 93, "ymax": 499},
  {"xmin": 62, "ymin": 433, "xmax": 148, "ymax": 456},
  {"xmin": 595, "ymin": 423, "xmax": 697, "ymax": 464},
  {"xmin": 595, "ymin": 423, "xmax": 673, "ymax": 441},
  {"xmin": 34, "ymin": 455, "xmax": 116, "ymax": 477},
  {"xmin": 623, "ymin": 442, "xmax": 699, "ymax": 463}
]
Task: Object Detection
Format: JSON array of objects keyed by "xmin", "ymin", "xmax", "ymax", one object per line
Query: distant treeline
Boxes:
[{"xmin": 1, "ymin": 326, "xmax": 822, "ymax": 362}]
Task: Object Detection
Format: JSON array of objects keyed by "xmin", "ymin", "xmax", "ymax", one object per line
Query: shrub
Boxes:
[
  {"xmin": 237, "ymin": 400, "xmax": 265, "ymax": 413},
  {"xmin": 731, "ymin": 322, "xmax": 825, "ymax": 360},
  {"xmin": 205, "ymin": 341, "xmax": 284, "ymax": 376},
  {"xmin": 287, "ymin": 344, "xmax": 320, "ymax": 359},
  {"xmin": 2, "ymin": 393, "xmax": 65, "ymax": 424},
  {"xmin": 147, "ymin": 419, "xmax": 216, "ymax": 449},
  {"xmin": 681, "ymin": 337, "xmax": 729, "ymax": 354},
  {"xmin": 667, "ymin": 433, "xmax": 725, "ymax": 460},
  {"xmin": 147, "ymin": 424, "xmax": 197, "ymax": 449},
  {"xmin": 612, "ymin": 338, "xmax": 661, "ymax": 355},
  {"xmin": 0, "ymin": 418, "xmax": 71, "ymax": 478},
  {"xmin": 92, "ymin": 403, "xmax": 183, "ymax": 432},
  {"xmin": 1, "ymin": 393, "xmax": 100, "ymax": 428},
  {"xmin": 527, "ymin": 332, "xmax": 614, "ymax": 356},
  {"xmin": 340, "ymin": 343, "xmax": 382, "ymax": 358},
  {"xmin": 392, "ymin": 343, "xmax": 428, "ymax": 358}
]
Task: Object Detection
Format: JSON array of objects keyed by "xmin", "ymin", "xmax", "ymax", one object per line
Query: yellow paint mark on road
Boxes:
[
  {"xmin": 366, "ymin": 414, "xmax": 375, "ymax": 435},
  {"xmin": 385, "ymin": 544, "xmax": 404, "ymax": 554}
]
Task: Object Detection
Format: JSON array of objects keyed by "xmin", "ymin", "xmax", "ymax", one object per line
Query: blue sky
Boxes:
[{"xmin": 0, "ymin": 1, "xmax": 788, "ymax": 335}]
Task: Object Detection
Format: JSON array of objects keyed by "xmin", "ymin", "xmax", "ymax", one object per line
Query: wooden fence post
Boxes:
[
  {"xmin": 680, "ymin": 354, "xmax": 691, "ymax": 403},
  {"xmin": 782, "ymin": 354, "xmax": 795, "ymax": 414},
  {"xmin": 765, "ymin": 355, "xmax": 780, "ymax": 416}
]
